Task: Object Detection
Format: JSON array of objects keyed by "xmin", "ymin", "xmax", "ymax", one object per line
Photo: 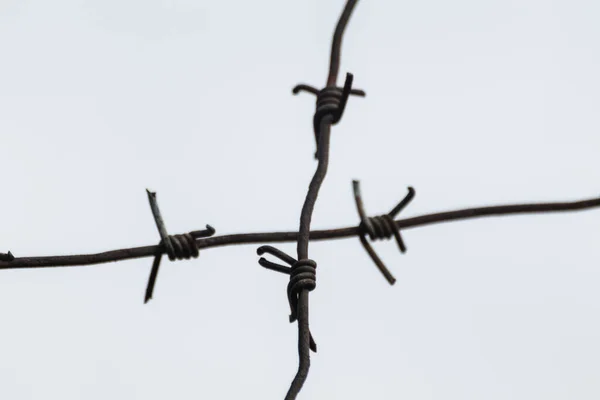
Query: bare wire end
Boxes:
[{"xmin": 0, "ymin": 251, "xmax": 14, "ymax": 262}]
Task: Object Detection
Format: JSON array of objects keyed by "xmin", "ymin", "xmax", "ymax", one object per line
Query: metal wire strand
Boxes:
[
  {"xmin": 285, "ymin": 1, "xmax": 362, "ymax": 398},
  {"xmin": 327, "ymin": 0, "xmax": 359, "ymax": 86},
  {"xmin": 3, "ymin": 195, "xmax": 600, "ymax": 271},
  {"xmin": 353, "ymin": 180, "xmax": 416, "ymax": 285}
]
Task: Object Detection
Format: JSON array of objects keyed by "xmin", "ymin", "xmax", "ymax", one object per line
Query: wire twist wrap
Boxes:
[
  {"xmin": 361, "ymin": 214, "xmax": 399, "ymax": 241},
  {"xmin": 314, "ymin": 87, "xmax": 344, "ymax": 126},
  {"xmin": 294, "ymin": 72, "xmax": 363, "ymax": 158},
  {"xmin": 310, "ymin": 75, "xmax": 355, "ymax": 154},
  {"xmin": 287, "ymin": 259, "xmax": 317, "ymax": 323},
  {"xmin": 162, "ymin": 233, "xmax": 200, "ymax": 261}
]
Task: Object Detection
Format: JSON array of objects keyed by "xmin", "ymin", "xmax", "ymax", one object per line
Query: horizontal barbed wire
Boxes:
[{"xmin": 3, "ymin": 195, "xmax": 599, "ymax": 269}]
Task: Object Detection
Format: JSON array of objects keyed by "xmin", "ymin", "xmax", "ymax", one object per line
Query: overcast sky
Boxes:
[{"xmin": 1, "ymin": 0, "xmax": 600, "ymax": 399}]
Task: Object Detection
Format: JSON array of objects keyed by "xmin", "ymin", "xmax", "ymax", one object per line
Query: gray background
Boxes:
[{"xmin": 1, "ymin": 0, "xmax": 600, "ymax": 398}]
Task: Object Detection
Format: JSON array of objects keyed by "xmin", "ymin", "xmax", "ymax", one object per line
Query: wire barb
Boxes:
[
  {"xmin": 0, "ymin": 251, "xmax": 14, "ymax": 262},
  {"xmin": 293, "ymin": 73, "xmax": 365, "ymax": 158},
  {"xmin": 144, "ymin": 190, "xmax": 215, "ymax": 303},
  {"xmin": 257, "ymin": 246, "xmax": 318, "ymax": 353},
  {"xmin": 353, "ymin": 180, "xmax": 416, "ymax": 285}
]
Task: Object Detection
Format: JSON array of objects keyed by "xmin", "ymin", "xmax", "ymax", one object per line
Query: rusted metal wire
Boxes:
[
  {"xmin": 327, "ymin": 0, "xmax": 359, "ymax": 87},
  {"xmin": 1, "ymin": 0, "xmax": 600, "ymax": 398},
  {"xmin": 277, "ymin": 1, "xmax": 364, "ymax": 397},
  {"xmin": 2, "ymin": 195, "xmax": 600, "ymax": 269}
]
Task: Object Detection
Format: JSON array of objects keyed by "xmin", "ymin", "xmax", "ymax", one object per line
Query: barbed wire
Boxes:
[
  {"xmin": 2, "ymin": 0, "xmax": 599, "ymax": 398},
  {"xmin": 2, "ymin": 194, "xmax": 599, "ymax": 270}
]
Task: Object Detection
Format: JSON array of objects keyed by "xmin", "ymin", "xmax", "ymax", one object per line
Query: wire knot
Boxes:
[
  {"xmin": 256, "ymin": 245, "xmax": 318, "ymax": 352},
  {"xmin": 352, "ymin": 180, "xmax": 416, "ymax": 285}
]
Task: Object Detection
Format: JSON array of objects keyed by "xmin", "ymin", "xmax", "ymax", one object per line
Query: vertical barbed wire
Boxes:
[{"xmin": 279, "ymin": 1, "xmax": 361, "ymax": 397}]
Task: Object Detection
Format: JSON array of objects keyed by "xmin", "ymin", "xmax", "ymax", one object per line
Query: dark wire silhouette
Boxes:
[{"xmin": 1, "ymin": 0, "xmax": 599, "ymax": 398}]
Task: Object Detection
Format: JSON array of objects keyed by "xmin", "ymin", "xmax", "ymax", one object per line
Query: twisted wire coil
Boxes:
[
  {"xmin": 162, "ymin": 233, "xmax": 200, "ymax": 260},
  {"xmin": 287, "ymin": 259, "xmax": 317, "ymax": 323}
]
